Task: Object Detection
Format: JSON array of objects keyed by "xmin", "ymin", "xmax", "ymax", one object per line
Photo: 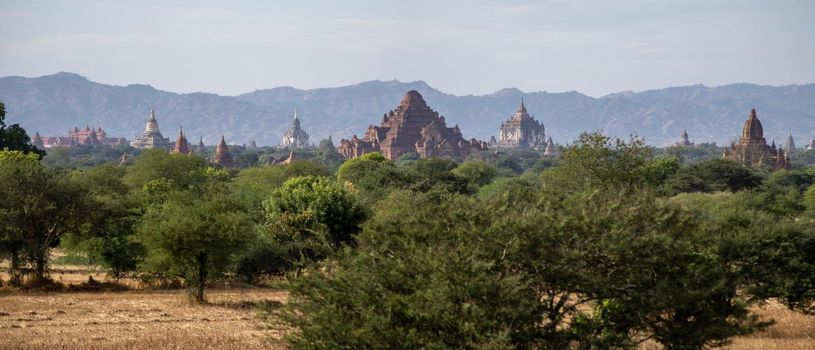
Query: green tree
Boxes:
[
  {"xmin": 137, "ymin": 190, "xmax": 253, "ymax": 303},
  {"xmin": 233, "ymin": 161, "xmax": 331, "ymax": 219},
  {"xmin": 123, "ymin": 149, "xmax": 210, "ymax": 191},
  {"xmin": 281, "ymin": 191, "xmax": 540, "ymax": 349},
  {"xmin": 65, "ymin": 165, "xmax": 144, "ymax": 280},
  {"xmin": 541, "ymin": 132, "xmax": 653, "ymax": 191},
  {"xmin": 263, "ymin": 175, "xmax": 367, "ymax": 248},
  {"xmin": 0, "ymin": 100, "xmax": 45, "ymax": 157},
  {"xmin": 451, "ymin": 159, "xmax": 499, "ymax": 189},
  {"xmin": 661, "ymin": 158, "xmax": 764, "ymax": 195},
  {"xmin": 336, "ymin": 152, "xmax": 408, "ymax": 204},
  {"xmin": 0, "ymin": 150, "xmax": 91, "ymax": 283}
]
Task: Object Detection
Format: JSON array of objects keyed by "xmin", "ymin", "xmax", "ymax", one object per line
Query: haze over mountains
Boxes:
[{"xmin": 1, "ymin": 72, "xmax": 813, "ymax": 147}]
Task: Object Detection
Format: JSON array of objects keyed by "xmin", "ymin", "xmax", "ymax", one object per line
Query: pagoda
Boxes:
[
  {"xmin": 212, "ymin": 135, "xmax": 233, "ymax": 167},
  {"xmin": 722, "ymin": 109, "xmax": 789, "ymax": 170},
  {"xmin": 785, "ymin": 132, "xmax": 796, "ymax": 157},
  {"xmin": 677, "ymin": 129, "xmax": 693, "ymax": 146},
  {"xmin": 338, "ymin": 90, "xmax": 489, "ymax": 160},
  {"xmin": 498, "ymin": 98, "xmax": 546, "ymax": 149},
  {"xmin": 543, "ymin": 137, "xmax": 558, "ymax": 157},
  {"xmin": 171, "ymin": 127, "xmax": 190, "ymax": 154},
  {"xmin": 31, "ymin": 132, "xmax": 44, "ymax": 148},
  {"xmin": 281, "ymin": 109, "xmax": 310, "ymax": 149},
  {"xmin": 196, "ymin": 137, "xmax": 206, "ymax": 154},
  {"xmin": 130, "ymin": 109, "xmax": 172, "ymax": 150}
]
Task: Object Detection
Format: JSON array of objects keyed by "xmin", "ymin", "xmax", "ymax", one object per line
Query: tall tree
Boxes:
[
  {"xmin": 0, "ymin": 100, "xmax": 45, "ymax": 157},
  {"xmin": 0, "ymin": 150, "xmax": 90, "ymax": 283},
  {"xmin": 137, "ymin": 189, "xmax": 253, "ymax": 303}
]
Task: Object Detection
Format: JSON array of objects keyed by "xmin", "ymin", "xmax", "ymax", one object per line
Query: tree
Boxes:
[
  {"xmin": 281, "ymin": 191, "xmax": 540, "ymax": 349},
  {"xmin": 0, "ymin": 150, "xmax": 91, "ymax": 283},
  {"xmin": 264, "ymin": 176, "xmax": 367, "ymax": 249},
  {"xmin": 541, "ymin": 132, "xmax": 653, "ymax": 192},
  {"xmin": 336, "ymin": 152, "xmax": 408, "ymax": 204},
  {"xmin": 0, "ymin": 100, "xmax": 45, "ymax": 157},
  {"xmin": 137, "ymin": 190, "xmax": 253, "ymax": 303},
  {"xmin": 65, "ymin": 165, "xmax": 144, "ymax": 280},
  {"xmin": 123, "ymin": 149, "xmax": 210, "ymax": 191},
  {"xmin": 403, "ymin": 157, "xmax": 471, "ymax": 195},
  {"xmin": 451, "ymin": 159, "xmax": 499, "ymax": 189},
  {"xmin": 661, "ymin": 158, "xmax": 764, "ymax": 195},
  {"xmin": 233, "ymin": 161, "xmax": 331, "ymax": 220}
]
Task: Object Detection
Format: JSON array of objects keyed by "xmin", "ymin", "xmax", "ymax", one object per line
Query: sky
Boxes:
[{"xmin": 1, "ymin": 0, "xmax": 813, "ymax": 97}]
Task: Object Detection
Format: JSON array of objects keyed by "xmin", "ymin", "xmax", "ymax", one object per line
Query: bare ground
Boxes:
[{"xmin": 0, "ymin": 289, "xmax": 288, "ymax": 350}]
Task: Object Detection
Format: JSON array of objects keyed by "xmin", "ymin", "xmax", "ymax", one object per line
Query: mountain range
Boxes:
[{"xmin": 1, "ymin": 72, "xmax": 813, "ymax": 147}]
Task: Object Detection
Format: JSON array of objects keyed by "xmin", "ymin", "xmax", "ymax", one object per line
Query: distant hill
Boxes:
[{"xmin": 1, "ymin": 72, "xmax": 813, "ymax": 147}]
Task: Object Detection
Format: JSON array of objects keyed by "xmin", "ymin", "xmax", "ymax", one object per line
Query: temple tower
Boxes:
[
  {"xmin": 498, "ymin": 98, "xmax": 546, "ymax": 149},
  {"xmin": 171, "ymin": 127, "xmax": 190, "ymax": 154},
  {"xmin": 281, "ymin": 109, "xmax": 310, "ymax": 149},
  {"xmin": 130, "ymin": 108, "xmax": 172, "ymax": 150},
  {"xmin": 212, "ymin": 135, "xmax": 233, "ymax": 167}
]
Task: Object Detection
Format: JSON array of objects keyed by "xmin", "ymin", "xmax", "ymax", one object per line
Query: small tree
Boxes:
[{"xmin": 137, "ymin": 190, "xmax": 253, "ymax": 302}]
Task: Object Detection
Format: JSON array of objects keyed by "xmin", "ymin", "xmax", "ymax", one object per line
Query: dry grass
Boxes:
[{"xmin": 0, "ymin": 289, "xmax": 288, "ymax": 350}]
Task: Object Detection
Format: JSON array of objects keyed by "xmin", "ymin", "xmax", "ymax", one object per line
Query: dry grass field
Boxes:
[
  {"xmin": 0, "ymin": 289, "xmax": 288, "ymax": 350},
  {"xmin": 0, "ymin": 262, "xmax": 812, "ymax": 349}
]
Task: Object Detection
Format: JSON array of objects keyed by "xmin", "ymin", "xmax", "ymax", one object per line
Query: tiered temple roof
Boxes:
[
  {"xmin": 130, "ymin": 109, "xmax": 172, "ymax": 150},
  {"xmin": 722, "ymin": 109, "xmax": 789, "ymax": 170},
  {"xmin": 543, "ymin": 136, "xmax": 558, "ymax": 157},
  {"xmin": 338, "ymin": 90, "xmax": 489, "ymax": 160},
  {"xmin": 171, "ymin": 127, "xmax": 190, "ymax": 154},
  {"xmin": 677, "ymin": 129, "xmax": 693, "ymax": 146},
  {"xmin": 212, "ymin": 135, "xmax": 233, "ymax": 167},
  {"xmin": 281, "ymin": 110, "xmax": 310, "ymax": 149},
  {"xmin": 498, "ymin": 98, "xmax": 546, "ymax": 149}
]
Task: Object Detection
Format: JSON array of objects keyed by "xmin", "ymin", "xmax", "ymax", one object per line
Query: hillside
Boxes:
[{"xmin": 1, "ymin": 72, "xmax": 813, "ymax": 146}]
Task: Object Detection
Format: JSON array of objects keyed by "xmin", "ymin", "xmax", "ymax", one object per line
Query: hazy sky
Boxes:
[{"xmin": 1, "ymin": 0, "xmax": 813, "ymax": 97}]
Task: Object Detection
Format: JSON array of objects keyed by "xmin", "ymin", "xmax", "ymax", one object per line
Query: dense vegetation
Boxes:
[{"xmin": 2, "ymin": 98, "xmax": 815, "ymax": 349}]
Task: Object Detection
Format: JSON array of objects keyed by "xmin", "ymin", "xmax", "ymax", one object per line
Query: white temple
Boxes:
[
  {"xmin": 130, "ymin": 108, "xmax": 172, "ymax": 150},
  {"xmin": 281, "ymin": 109, "xmax": 310, "ymax": 149}
]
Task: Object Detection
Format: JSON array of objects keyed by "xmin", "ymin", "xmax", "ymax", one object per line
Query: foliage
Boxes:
[
  {"xmin": 0, "ymin": 150, "xmax": 91, "ymax": 282},
  {"xmin": 661, "ymin": 158, "xmax": 764, "ymax": 195},
  {"xmin": 263, "ymin": 176, "xmax": 367, "ymax": 249},
  {"xmin": 282, "ymin": 191, "xmax": 539, "ymax": 349},
  {"xmin": 541, "ymin": 132, "xmax": 653, "ymax": 191},
  {"xmin": 232, "ymin": 161, "xmax": 331, "ymax": 220},
  {"xmin": 137, "ymin": 189, "xmax": 254, "ymax": 302},
  {"xmin": 451, "ymin": 159, "xmax": 500, "ymax": 189},
  {"xmin": 123, "ymin": 149, "xmax": 210, "ymax": 191},
  {"xmin": 0, "ymin": 100, "xmax": 46, "ymax": 158},
  {"xmin": 336, "ymin": 152, "xmax": 408, "ymax": 204}
]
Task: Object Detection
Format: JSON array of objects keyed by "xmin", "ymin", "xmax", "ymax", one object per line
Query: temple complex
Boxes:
[
  {"xmin": 36, "ymin": 126, "xmax": 127, "ymax": 148},
  {"xmin": 130, "ymin": 109, "xmax": 172, "ymax": 150},
  {"xmin": 677, "ymin": 129, "xmax": 694, "ymax": 146},
  {"xmin": 338, "ymin": 90, "xmax": 489, "ymax": 160},
  {"xmin": 498, "ymin": 98, "xmax": 546, "ymax": 149},
  {"xmin": 171, "ymin": 127, "xmax": 190, "ymax": 154},
  {"xmin": 211, "ymin": 135, "xmax": 233, "ymax": 167},
  {"xmin": 281, "ymin": 110, "xmax": 310, "ymax": 149},
  {"xmin": 722, "ymin": 109, "xmax": 789, "ymax": 170}
]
